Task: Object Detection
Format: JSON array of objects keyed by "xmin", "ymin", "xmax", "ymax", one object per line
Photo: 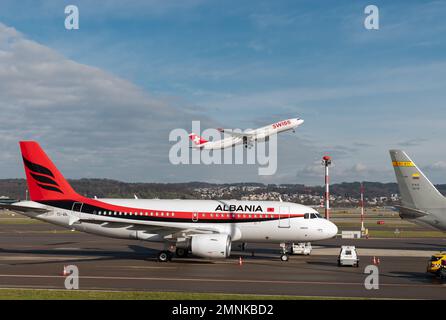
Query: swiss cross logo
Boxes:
[{"xmin": 193, "ymin": 136, "xmax": 200, "ymax": 144}]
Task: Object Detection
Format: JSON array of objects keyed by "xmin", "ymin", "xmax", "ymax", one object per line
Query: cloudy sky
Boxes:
[{"xmin": 0, "ymin": 0, "xmax": 445, "ymax": 185}]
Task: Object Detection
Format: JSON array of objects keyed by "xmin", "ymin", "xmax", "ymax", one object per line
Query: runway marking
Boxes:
[
  {"xmin": 107, "ymin": 266, "xmax": 177, "ymax": 270},
  {"xmin": 0, "ymin": 256, "xmax": 98, "ymax": 261},
  {"xmin": 0, "ymin": 274, "xmax": 444, "ymax": 289}
]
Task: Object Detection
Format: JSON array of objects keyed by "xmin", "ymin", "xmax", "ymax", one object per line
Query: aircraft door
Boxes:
[
  {"xmin": 278, "ymin": 206, "xmax": 290, "ymax": 228},
  {"xmin": 192, "ymin": 212, "xmax": 199, "ymax": 222},
  {"xmin": 70, "ymin": 202, "xmax": 84, "ymax": 225}
]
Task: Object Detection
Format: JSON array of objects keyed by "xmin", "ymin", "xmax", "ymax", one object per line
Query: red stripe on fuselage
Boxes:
[{"xmin": 45, "ymin": 197, "xmax": 305, "ymax": 223}]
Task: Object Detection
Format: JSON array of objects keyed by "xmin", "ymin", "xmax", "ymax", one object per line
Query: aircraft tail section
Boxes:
[
  {"xmin": 390, "ymin": 150, "xmax": 446, "ymax": 210},
  {"xmin": 19, "ymin": 141, "xmax": 81, "ymax": 202},
  {"xmin": 189, "ymin": 133, "xmax": 208, "ymax": 146}
]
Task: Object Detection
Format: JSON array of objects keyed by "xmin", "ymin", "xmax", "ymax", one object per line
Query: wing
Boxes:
[
  {"xmin": 1, "ymin": 203, "xmax": 222, "ymax": 240},
  {"xmin": 72, "ymin": 213, "xmax": 222, "ymax": 240},
  {"xmin": 217, "ymin": 128, "xmax": 255, "ymax": 138}
]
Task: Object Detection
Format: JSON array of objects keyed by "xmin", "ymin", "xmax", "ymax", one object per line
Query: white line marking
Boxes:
[{"xmin": 0, "ymin": 274, "xmax": 444, "ymax": 289}]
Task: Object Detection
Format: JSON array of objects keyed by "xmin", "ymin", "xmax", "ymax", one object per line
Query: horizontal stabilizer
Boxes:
[
  {"xmin": 394, "ymin": 205, "xmax": 429, "ymax": 219},
  {"xmin": 0, "ymin": 203, "xmax": 49, "ymax": 213}
]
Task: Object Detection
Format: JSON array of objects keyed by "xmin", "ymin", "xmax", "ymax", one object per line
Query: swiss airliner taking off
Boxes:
[
  {"xmin": 189, "ymin": 117, "xmax": 304, "ymax": 150},
  {"xmin": 2, "ymin": 141, "xmax": 337, "ymax": 262}
]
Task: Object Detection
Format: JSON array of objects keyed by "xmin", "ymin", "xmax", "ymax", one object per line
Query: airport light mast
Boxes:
[
  {"xmin": 322, "ymin": 155, "xmax": 332, "ymax": 220},
  {"xmin": 360, "ymin": 182, "xmax": 366, "ymax": 235}
]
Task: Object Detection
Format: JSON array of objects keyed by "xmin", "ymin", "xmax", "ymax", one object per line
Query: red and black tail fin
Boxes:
[{"xmin": 19, "ymin": 141, "xmax": 81, "ymax": 202}]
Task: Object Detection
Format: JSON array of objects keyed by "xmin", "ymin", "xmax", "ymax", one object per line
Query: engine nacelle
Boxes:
[{"xmin": 190, "ymin": 234, "xmax": 231, "ymax": 258}]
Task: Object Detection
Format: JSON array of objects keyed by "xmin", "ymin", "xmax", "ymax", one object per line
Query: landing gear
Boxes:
[
  {"xmin": 157, "ymin": 250, "xmax": 172, "ymax": 262},
  {"xmin": 279, "ymin": 243, "xmax": 290, "ymax": 262},
  {"xmin": 175, "ymin": 247, "xmax": 189, "ymax": 258},
  {"xmin": 280, "ymin": 254, "xmax": 289, "ymax": 262}
]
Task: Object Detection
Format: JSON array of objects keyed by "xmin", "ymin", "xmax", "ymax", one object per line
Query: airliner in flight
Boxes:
[
  {"xmin": 189, "ymin": 117, "xmax": 304, "ymax": 150},
  {"xmin": 2, "ymin": 141, "xmax": 337, "ymax": 262},
  {"xmin": 390, "ymin": 150, "xmax": 446, "ymax": 232}
]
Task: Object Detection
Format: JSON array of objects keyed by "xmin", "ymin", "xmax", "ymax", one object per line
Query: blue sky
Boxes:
[{"xmin": 0, "ymin": 0, "xmax": 445, "ymax": 185}]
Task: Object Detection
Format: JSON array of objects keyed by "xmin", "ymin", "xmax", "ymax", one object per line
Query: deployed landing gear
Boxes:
[
  {"xmin": 157, "ymin": 250, "xmax": 172, "ymax": 262},
  {"xmin": 242, "ymin": 135, "xmax": 253, "ymax": 149},
  {"xmin": 279, "ymin": 243, "xmax": 290, "ymax": 262},
  {"xmin": 175, "ymin": 247, "xmax": 189, "ymax": 258},
  {"xmin": 280, "ymin": 254, "xmax": 289, "ymax": 262}
]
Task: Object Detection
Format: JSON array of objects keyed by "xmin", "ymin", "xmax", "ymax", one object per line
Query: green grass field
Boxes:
[{"xmin": 0, "ymin": 288, "xmax": 364, "ymax": 300}]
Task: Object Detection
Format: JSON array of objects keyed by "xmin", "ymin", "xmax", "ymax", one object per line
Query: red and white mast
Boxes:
[
  {"xmin": 322, "ymin": 155, "xmax": 332, "ymax": 220},
  {"xmin": 360, "ymin": 182, "xmax": 365, "ymax": 234}
]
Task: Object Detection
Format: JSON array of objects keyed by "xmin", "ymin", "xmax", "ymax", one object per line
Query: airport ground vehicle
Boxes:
[
  {"xmin": 291, "ymin": 242, "xmax": 312, "ymax": 255},
  {"xmin": 438, "ymin": 261, "xmax": 446, "ymax": 281},
  {"xmin": 338, "ymin": 246, "xmax": 359, "ymax": 267},
  {"xmin": 426, "ymin": 253, "xmax": 446, "ymax": 274},
  {"xmin": 1, "ymin": 141, "xmax": 338, "ymax": 262}
]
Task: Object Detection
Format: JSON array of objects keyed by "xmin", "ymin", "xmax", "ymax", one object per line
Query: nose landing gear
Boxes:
[{"xmin": 279, "ymin": 243, "xmax": 290, "ymax": 262}]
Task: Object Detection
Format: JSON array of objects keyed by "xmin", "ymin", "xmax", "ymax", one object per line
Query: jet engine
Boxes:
[{"xmin": 190, "ymin": 234, "xmax": 231, "ymax": 258}]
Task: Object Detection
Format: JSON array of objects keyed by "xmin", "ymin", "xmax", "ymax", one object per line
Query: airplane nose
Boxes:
[
  {"xmin": 297, "ymin": 119, "xmax": 304, "ymax": 125},
  {"xmin": 326, "ymin": 221, "xmax": 338, "ymax": 238}
]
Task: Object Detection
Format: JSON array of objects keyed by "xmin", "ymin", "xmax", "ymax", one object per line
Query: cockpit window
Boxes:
[{"xmin": 304, "ymin": 213, "xmax": 310, "ymax": 219}]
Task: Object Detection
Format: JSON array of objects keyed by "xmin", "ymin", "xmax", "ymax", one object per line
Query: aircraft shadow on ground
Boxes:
[
  {"xmin": 0, "ymin": 245, "xmax": 215, "ymax": 266},
  {"xmin": 385, "ymin": 271, "xmax": 442, "ymax": 284}
]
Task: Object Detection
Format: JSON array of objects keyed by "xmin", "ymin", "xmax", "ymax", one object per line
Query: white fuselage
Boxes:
[
  {"xmin": 200, "ymin": 118, "xmax": 304, "ymax": 150},
  {"xmin": 17, "ymin": 199, "xmax": 338, "ymax": 243}
]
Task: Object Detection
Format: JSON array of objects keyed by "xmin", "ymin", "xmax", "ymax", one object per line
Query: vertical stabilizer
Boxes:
[
  {"xmin": 390, "ymin": 150, "xmax": 446, "ymax": 210},
  {"xmin": 20, "ymin": 141, "xmax": 80, "ymax": 202}
]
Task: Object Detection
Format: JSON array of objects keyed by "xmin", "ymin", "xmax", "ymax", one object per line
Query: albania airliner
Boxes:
[
  {"xmin": 2, "ymin": 141, "xmax": 337, "ymax": 262},
  {"xmin": 189, "ymin": 117, "xmax": 304, "ymax": 150}
]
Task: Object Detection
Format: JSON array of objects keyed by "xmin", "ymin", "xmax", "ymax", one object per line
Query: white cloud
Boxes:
[
  {"xmin": 425, "ymin": 161, "xmax": 446, "ymax": 171},
  {"xmin": 0, "ymin": 23, "xmax": 211, "ymax": 181},
  {"xmin": 353, "ymin": 163, "xmax": 367, "ymax": 173}
]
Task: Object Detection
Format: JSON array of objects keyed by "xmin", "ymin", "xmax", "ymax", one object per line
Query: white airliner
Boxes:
[
  {"xmin": 2, "ymin": 141, "xmax": 337, "ymax": 262},
  {"xmin": 189, "ymin": 117, "xmax": 304, "ymax": 150}
]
